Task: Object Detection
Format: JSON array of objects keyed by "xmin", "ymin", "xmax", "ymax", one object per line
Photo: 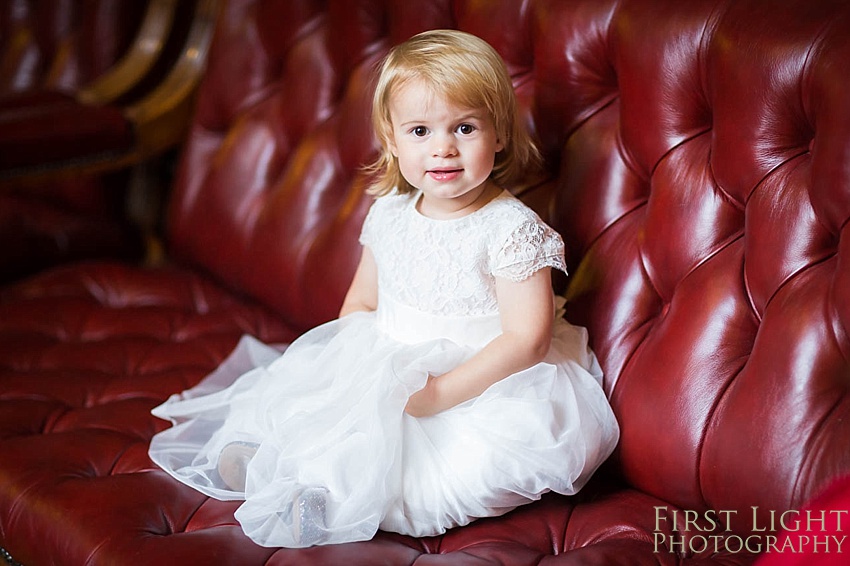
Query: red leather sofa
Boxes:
[
  {"xmin": 0, "ymin": 0, "xmax": 144, "ymax": 95},
  {"xmin": 0, "ymin": 0, "xmax": 217, "ymax": 284},
  {"xmin": 2, "ymin": 0, "xmax": 849, "ymax": 564},
  {"xmin": 0, "ymin": 0, "xmax": 148, "ymax": 283}
]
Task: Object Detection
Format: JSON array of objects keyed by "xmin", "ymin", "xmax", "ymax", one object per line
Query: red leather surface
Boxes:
[
  {"xmin": 0, "ymin": 97, "xmax": 133, "ymax": 169},
  {"xmin": 1, "ymin": 0, "xmax": 849, "ymax": 564},
  {"xmin": 0, "ymin": 190, "xmax": 142, "ymax": 283},
  {"xmin": 0, "ymin": 1, "xmax": 148, "ymax": 281},
  {"xmin": 0, "ymin": 0, "xmax": 145, "ymax": 94},
  {"xmin": 755, "ymin": 474, "xmax": 850, "ymax": 566}
]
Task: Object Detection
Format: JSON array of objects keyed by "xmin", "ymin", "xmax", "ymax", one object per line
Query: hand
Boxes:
[{"xmin": 404, "ymin": 376, "xmax": 443, "ymax": 418}]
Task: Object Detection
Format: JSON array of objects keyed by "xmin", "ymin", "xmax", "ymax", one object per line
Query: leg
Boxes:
[{"xmin": 217, "ymin": 441, "xmax": 258, "ymax": 491}]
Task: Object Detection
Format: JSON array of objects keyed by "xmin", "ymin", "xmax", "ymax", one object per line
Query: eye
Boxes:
[
  {"xmin": 412, "ymin": 126, "xmax": 428, "ymax": 137},
  {"xmin": 457, "ymin": 123, "xmax": 476, "ymax": 135}
]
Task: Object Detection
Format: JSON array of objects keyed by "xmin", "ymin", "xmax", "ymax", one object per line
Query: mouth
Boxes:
[{"xmin": 427, "ymin": 168, "xmax": 463, "ymax": 181}]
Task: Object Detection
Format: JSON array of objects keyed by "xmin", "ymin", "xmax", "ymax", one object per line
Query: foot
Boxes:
[
  {"xmin": 217, "ymin": 441, "xmax": 258, "ymax": 491},
  {"xmin": 293, "ymin": 487, "xmax": 328, "ymax": 546}
]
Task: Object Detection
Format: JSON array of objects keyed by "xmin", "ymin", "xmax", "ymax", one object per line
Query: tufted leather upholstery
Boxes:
[{"xmin": 1, "ymin": 0, "xmax": 849, "ymax": 564}]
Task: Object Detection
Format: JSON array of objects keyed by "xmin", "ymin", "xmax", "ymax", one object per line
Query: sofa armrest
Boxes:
[
  {"xmin": 76, "ymin": 0, "xmax": 179, "ymax": 107},
  {"xmin": 124, "ymin": 0, "xmax": 220, "ymax": 159}
]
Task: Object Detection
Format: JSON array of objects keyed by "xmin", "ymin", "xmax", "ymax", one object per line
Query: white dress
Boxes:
[{"xmin": 149, "ymin": 189, "xmax": 620, "ymax": 548}]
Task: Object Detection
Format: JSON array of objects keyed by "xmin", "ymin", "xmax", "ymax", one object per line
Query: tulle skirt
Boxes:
[{"xmin": 148, "ymin": 311, "xmax": 619, "ymax": 547}]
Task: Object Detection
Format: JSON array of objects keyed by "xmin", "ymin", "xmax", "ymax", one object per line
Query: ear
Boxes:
[
  {"xmin": 495, "ymin": 137, "xmax": 504, "ymax": 153},
  {"xmin": 387, "ymin": 133, "xmax": 399, "ymax": 157}
]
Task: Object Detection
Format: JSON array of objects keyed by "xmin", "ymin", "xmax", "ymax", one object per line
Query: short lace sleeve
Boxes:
[
  {"xmin": 491, "ymin": 219, "xmax": 567, "ymax": 282},
  {"xmin": 358, "ymin": 198, "xmax": 381, "ymax": 248}
]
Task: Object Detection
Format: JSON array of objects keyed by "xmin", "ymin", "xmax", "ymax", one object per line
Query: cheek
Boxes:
[
  {"xmin": 394, "ymin": 139, "xmax": 422, "ymax": 164},
  {"xmin": 475, "ymin": 144, "xmax": 498, "ymax": 168},
  {"xmin": 397, "ymin": 156, "xmax": 417, "ymax": 178},
  {"xmin": 393, "ymin": 145, "xmax": 417, "ymax": 177}
]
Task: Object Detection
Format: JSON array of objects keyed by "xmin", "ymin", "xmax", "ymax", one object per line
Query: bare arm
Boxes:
[
  {"xmin": 339, "ymin": 246, "xmax": 378, "ymax": 317},
  {"xmin": 404, "ymin": 267, "xmax": 555, "ymax": 417}
]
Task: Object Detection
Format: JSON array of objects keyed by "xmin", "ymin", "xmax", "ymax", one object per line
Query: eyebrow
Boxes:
[{"xmin": 397, "ymin": 112, "xmax": 485, "ymax": 129}]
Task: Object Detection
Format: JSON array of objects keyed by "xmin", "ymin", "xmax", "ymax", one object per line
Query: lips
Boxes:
[{"xmin": 427, "ymin": 168, "xmax": 462, "ymax": 181}]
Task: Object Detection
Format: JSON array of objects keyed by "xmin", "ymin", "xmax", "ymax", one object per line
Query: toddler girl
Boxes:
[{"xmin": 149, "ymin": 29, "xmax": 619, "ymax": 548}]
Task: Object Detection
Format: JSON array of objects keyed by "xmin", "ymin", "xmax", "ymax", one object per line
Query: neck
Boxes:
[{"xmin": 417, "ymin": 183, "xmax": 502, "ymax": 220}]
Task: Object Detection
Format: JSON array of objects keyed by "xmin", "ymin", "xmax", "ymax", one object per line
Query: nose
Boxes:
[{"xmin": 431, "ymin": 132, "xmax": 457, "ymax": 158}]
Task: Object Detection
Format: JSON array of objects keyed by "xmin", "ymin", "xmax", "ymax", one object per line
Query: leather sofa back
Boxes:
[
  {"xmin": 166, "ymin": 0, "xmax": 850, "ymax": 532},
  {"xmin": 554, "ymin": 0, "xmax": 850, "ymax": 528}
]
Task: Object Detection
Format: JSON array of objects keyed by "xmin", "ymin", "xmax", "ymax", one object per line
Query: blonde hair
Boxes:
[{"xmin": 367, "ymin": 29, "xmax": 540, "ymax": 196}]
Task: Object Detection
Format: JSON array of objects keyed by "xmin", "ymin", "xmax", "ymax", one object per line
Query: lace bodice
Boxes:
[{"xmin": 360, "ymin": 190, "xmax": 566, "ymax": 318}]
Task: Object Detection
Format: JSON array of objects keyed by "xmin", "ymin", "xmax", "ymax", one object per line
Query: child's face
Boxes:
[{"xmin": 387, "ymin": 79, "xmax": 503, "ymax": 215}]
